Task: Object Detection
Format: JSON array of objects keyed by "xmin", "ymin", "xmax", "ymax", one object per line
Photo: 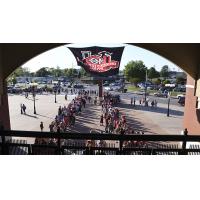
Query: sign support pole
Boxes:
[{"xmin": 98, "ymin": 79, "xmax": 103, "ymax": 103}]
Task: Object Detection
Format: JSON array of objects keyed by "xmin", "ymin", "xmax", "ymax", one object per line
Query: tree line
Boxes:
[
  {"xmin": 123, "ymin": 60, "xmax": 186, "ymax": 85},
  {"xmin": 7, "ymin": 61, "xmax": 186, "ymax": 85},
  {"xmin": 7, "ymin": 66, "xmax": 90, "ymax": 84}
]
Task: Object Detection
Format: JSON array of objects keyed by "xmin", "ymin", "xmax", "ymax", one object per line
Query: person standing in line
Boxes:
[
  {"xmin": 100, "ymin": 114, "xmax": 104, "ymax": 126},
  {"xmin": 133, "ymin": 97, "xmax": 136, "ymax": 106},
  {"xmin": 131, "ymin": 97, "xmax": 133, "ymax": 105},
  {"xmin": 40, "ymin": 122, "xmax": 44, "ymax": 132}
]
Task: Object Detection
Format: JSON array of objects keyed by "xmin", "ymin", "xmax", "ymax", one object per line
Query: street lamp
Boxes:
[
  {"xmin": 32, "ymin": 86, "xmax": 37, "ymax": 114},
  {"xmin": 144, "ymin": 69, "xmax": 148, "ymax": 106},
  {"xmin": 54, "ymin": 87, "xmax": 57, "ymax": 103},
  {"xmin": 167, "ymin": 91, "xmax": 171, "ymax": 117}
]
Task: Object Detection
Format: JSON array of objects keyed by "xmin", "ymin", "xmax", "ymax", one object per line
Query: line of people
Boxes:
[{"xmin": 131, "ymin": 97, "xmax": 158, "ymax": 108}]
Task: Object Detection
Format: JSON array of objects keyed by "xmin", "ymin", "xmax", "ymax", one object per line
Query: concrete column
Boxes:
[
  {"xmin": 0, "ymin": 48, "xmax": 11, "ymax": 130},
  {"xmin": 183, "ymin": 75, "xmax": 200, "ymax": 134}
]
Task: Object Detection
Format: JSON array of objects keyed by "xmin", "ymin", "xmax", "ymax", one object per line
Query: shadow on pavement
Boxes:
[
  {"xmin": 24, "ymin": 113, "xmax": 38, "ymax": 118},
  {"xmin": 118, "ymin": 102, "xmax": 184, "ymax": 116},
  {"xmin": 36, "ymin": 113, "xmax": 54, "ymax": 120}
]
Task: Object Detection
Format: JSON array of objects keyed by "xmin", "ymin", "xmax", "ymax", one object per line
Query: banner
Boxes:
[{"xmin": 68, "ymin": 46, "xmax": 124, "ymax": 76}]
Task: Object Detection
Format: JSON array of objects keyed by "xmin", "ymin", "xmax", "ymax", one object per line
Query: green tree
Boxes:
[
  {"xmin": 152, "ymin": 78, "xmax": 161, "ymax": 85},
  {"xmin": 160, "ymin": 65, "xmax": 170, "ymax": 78},
  {"xmin": 148, "ymin": 67, "xmax": 160, "ymax": 79},
  {"xmin": 11, "ymin": 67, "xmax": 31, "ymax": 77},
  {"xmin": 67, "ymin": 68, "xmax": 78, "ymax": 77},
  {"xmin": 162, "ymin": 79, "xmax": 171, "ymax": 85},
  {"xmin": 7, "ymin": 67, "xmax": 31, "ymax": 84},
  {"xmin": 129, "ymin": 77, "xmax": 141, "ymax": 85},
  {"xmin": 80, "ymin": 68, "xmax": 90, "ymax": 77},
  {"xmin": 124, "ymin": 60, "xmax": 147, "ymax": 84},
  {"xmin": 35, "ymin": 67, "xmax": 51, "ymax": 77},
  {"xmin": 176, "ymin": 77, "xmax": 186, "ymax": 85}
]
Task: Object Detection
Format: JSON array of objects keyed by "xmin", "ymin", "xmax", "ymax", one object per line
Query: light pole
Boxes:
[
  {"xmin": 54, "ymin": 87, "xmax": 57, "ymax": 103},
  {"xmin": 144, "ymin": 69, "xmax": 148, "ymax": 106},
  {"xmin": 32, "ymin": 86, "xmax": 36, "ymax": 114},
  {"xmin": 167, "ymin": 92, "xmax": 171, "ymax": 117}
]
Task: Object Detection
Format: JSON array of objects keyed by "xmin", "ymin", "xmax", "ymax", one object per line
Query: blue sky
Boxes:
[{"xmin": 22, "ymin": 43, "xmax": 182, "ymax": 72}]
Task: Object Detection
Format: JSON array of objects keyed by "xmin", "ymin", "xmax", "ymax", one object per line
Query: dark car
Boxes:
[
  {"xmin": 74, "ymin": 84, "xmax": 84, "ymax": 89},
  {"xmin": 178, "ymin": 96, "xmax": 185, "ymax": 106},
  {"xmin": 153, "ymin": 92, "xmax": 168, "ymax": 98}
]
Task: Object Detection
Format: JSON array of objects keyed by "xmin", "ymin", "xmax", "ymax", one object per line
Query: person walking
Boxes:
[
  {"xmin": 40, "ymin": 122, "xmax": 44, "ymax": 132},
  {"xmin": 133, "ymin": 97, "xmax": 136, "ymax": 106},
  {"xmin": 100, "ymin": 114, "xmax": 104, "ymax": 126},
  {"xmin": 22, "ymin": 104, "xmax": 26, "ymax": 114}
]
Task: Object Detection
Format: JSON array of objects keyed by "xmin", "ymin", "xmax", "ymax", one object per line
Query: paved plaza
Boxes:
[{"xmin": 8, "ymin": 93, "xmax": 184, "ymax": 141}]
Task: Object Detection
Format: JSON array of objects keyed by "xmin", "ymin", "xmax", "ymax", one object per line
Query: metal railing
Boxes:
[{"xmin": 1, "ymin": 129, "xmax": 200, "ymax": 155}]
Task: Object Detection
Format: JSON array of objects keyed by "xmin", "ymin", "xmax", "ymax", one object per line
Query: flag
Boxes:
[{"xmin": 68, "ymin": 46, "xmax": 124, "ymax": 77}]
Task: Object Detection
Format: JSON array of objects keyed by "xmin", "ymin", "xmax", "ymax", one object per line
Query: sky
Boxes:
[{"xmin": 22, "ymin": 43, "xmax": 182, "ymax": 72}]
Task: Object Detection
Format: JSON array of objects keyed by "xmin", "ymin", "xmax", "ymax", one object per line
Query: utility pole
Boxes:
[
  {"xmin": 54, "ymin": 87, "xmax": 57, "ymax": 103},
  {"xmin": 32, "ymin": 86, "xmax": 36, "ymax": 114},
  {"xmin": 167, "ymin": 91, "xmax": 171, "ymax": 117},
  {"xmin": 144, "ymin": 69, "xmax": 148, "ymax": 105}
]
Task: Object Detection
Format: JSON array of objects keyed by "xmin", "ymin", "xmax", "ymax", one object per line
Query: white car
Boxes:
[
  {"xmin": 112, "ymin": 86, "xmax": 121, "ymax": 91},
  {"xmin": 104, "ymin": 86, "xmax": 112, "ymax": 91}
]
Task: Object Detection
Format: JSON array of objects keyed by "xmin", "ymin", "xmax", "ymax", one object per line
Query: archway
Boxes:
[{"xmin": 0, "ymin": 43, "xmax": 200, "ymax": 134}]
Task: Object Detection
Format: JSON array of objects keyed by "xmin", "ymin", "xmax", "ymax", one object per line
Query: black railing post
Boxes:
[
  {"xmin": 28, "ymin": 144, "xmax": 32, "ymax": 155},
  {"xmin": 57, "ymin": 128, "xmax": 61, "ymax": 155},
  {"xmin": 151, "ymin": 148, "xmax": 156, "ymax": 155},
  {"xmin": 1, "ymin": 135, "xmax": 6, "ymax": 155},
  {"xmin": 119, "ymin": 139, "xmax": 123, "ymax": 155},
  {"xmin": 0, "ymin": 124, "xmax": 6, "ymax": 155},
  {"xmin": 181, "ymin": 128, "xmax": 188, "ymax": 155}
]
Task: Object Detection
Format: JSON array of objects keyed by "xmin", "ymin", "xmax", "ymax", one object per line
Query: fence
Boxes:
[{"xmin": 1, "ymin": 130, "xmax": 200, "ymax": 155}]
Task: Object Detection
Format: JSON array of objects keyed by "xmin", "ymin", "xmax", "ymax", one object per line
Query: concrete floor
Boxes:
[{"xmin": 8, "ymin": 93, "xmax": 184, "ymax": 139}]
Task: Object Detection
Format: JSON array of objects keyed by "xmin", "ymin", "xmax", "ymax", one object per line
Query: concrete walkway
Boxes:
[{"xmin": 8, "ymin": 93, "xmax": 184, "ymax": 145}]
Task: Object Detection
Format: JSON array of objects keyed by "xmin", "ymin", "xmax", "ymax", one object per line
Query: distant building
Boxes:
[
  {"xmin": 169, "ymin": 71, "xmax": 186, "ymax": 79},
  {"xmin": 16, "ymin": 76, "xmax": 70, "ymax": 84}
]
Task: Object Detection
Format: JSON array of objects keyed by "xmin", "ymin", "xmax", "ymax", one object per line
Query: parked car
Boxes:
[
  {"xmin": 111, "ymin": 85, "xmax": 122, "ymax": 91},
  {"xmin": 173, "ymin": 87, "xmax": 186, "ymax": 92},
  {"xmin": 74, "ymin": 84, "xmax": 84, "ymax": 89},
  {"xmin": 153, "ymin": 92, "xmax": 168, "ymax": 98},
  {"xmin": 177, "ymin": 94, "xmax": 185, "ymax": 99},
  {"xmin": 104, "ymin": 86, "xmax": 112, "ymax": 91},
  {"xmin": 178, "ymin": 96, "xmax": 185, "ymax": 106}
]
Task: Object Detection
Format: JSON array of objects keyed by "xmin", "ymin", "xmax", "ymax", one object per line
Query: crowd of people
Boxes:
[
  {"xmin": 100, "ymin": 93, "xmax": 144, "ymax": 135},
  {"xmin": 35, "ymin": 90, "xmax": 94, "ymax": 145},
  {"xmin": 130, "ymin": 97, "xmax": 158, "ymax": 107},
  {"xmin": 34, "ymin": 90, "xmax": 147, "ymax": 149}
]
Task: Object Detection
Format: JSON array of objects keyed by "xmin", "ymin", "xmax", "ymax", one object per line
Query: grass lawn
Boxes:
[
  {"xmin": 127, "ymin": 85, "xmax": 185, "ymax": 97},
  {"xmin": 127, "ymin": 85, "xmax": 140, "ymax": 92}
]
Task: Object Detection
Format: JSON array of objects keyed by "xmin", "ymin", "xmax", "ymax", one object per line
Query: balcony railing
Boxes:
[{"xmin": 1, "ymin": 129, "xmax": 200, "ymax": 155}]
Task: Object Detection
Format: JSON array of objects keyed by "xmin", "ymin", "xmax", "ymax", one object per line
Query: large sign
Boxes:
[{"xmin": 68, "ymin": 46, "xmax": 124, "ymax": 76}]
